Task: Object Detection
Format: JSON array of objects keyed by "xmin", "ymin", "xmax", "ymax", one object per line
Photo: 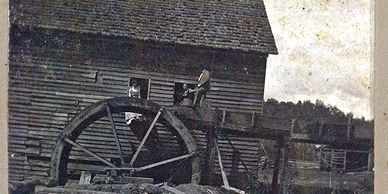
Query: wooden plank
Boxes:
[
  {"xmin": 9, "ymin": 73, "xmax": 128, "ymax": 91},
  {"xmin": 161, "ymin": 184, "xmax": 186, "ymax": 194},
  {"xmin": 221, "ymin": 186, "xmax": 246, "ymax": 194},
  {"xmin": 211, "ymin": 102, "xmax": 262, "ymax": 111},
  {"xmin": 148, "ymin": 88, "xmax": 174, "ymax": 95},
  {"xmin": 210, "ymin": 86, "xmax": 262, "ymax": 95},
  {"xmin": 120, "ymin": 177, "xmax": 154, "ymax": 184},
  {"xmin": 10, "ymin": 78, "xmax": 125, "ymax": 96},
  {"xmin": 210, "ymin": 98, "xmax": 261, "ymax": 107},
  {"xmin": 207, "ymin": 94, "xmax": 262, "ymax": 103}
]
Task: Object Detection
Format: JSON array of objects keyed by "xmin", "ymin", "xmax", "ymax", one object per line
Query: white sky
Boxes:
[{"xmin": 262, "ymin": 0, "xmax": 372, "ymax": 119}]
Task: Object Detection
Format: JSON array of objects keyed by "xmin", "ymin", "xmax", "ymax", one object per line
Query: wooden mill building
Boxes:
[{"xmin": 8, "ymin": 0, "xmax": 278, "ymax": 184}]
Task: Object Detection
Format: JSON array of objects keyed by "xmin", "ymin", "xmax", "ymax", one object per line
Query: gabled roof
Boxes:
[{"xmin": 10, "ymin": 0, "xmax": 278, "ymax": 54}]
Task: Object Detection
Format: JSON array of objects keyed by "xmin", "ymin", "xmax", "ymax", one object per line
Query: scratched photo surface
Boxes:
[{"xmin": 7, "ymin": 0, "xmax": 373, "ymax": 194}]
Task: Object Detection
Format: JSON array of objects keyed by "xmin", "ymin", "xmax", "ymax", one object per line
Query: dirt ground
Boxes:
[
  {"xmin": 175, "ymin": 184, "xmax": 226, "ymax": 194},
  {"xmin": 10, "ymin": 168, "xmax": 372, "ymax": 194},
  {"xmin": 33, "ymin": 183, "xmax": 229, "ymax": 194}
]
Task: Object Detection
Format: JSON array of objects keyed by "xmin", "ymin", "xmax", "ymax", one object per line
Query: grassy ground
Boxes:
[{"xmin": 253, "ymin": 168, "xmax": 373, "ymax": 194}]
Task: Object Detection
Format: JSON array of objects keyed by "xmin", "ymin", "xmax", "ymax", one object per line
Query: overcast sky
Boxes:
[{"xmin": 262, "ymin": 0, "xmax": 372, "ymax": 119}]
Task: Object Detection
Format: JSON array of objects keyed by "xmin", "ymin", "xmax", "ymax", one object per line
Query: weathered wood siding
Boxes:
[{"xmin": 8, "ymin": 26, "xmax": 270, "ymax": 182}]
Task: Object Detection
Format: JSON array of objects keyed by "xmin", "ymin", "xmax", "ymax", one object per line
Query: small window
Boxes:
[
  {"xmin": 95, "ymin": 70, "xmax": 103, "ymax": 84},
  {"xmin": 128, "ymin": 78, "xmax": 150, "ymax": 100},
  {"xmin": 173, "ymin": 83, "xmax": 195, "ymax": 105}
]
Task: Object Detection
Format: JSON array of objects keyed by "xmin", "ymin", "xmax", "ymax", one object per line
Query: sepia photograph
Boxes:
[{"xmin": 7, "ymin": 0, "xmax": 373, "ymax": 193}]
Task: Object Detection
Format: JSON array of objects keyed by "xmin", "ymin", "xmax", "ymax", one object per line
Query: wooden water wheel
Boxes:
[{"xmin": 48, "ymin": 97, "xmax": 201, "ymax": 186}]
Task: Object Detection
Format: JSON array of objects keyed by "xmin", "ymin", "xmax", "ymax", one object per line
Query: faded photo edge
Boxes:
[{"xmin": 0, "ymin": 0, "xmax": 9, "ymax": 193}]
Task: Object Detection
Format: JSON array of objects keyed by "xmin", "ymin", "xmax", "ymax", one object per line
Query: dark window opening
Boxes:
[
  {"xmin": 173, "ymin": 83, "xmax": 195, "ymax": 105},
  {"xmin": 128, "ymin": 78, "xmax": 150, "ymax": 99},
  {"xmin": 95, "ymin": 70, "xmax": 103, "ymax": 84}
]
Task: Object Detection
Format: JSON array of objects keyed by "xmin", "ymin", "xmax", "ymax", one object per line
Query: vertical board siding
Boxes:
[{"xmin": 8, "ymin": 27, "xmax": 269, "ymax": 182}]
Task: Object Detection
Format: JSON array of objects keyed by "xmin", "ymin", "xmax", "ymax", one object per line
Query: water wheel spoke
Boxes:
[
  {"xmin": 63, "ymin": 137, "xmax": 118, "ymax": 168},
  {"xmin": 107, "ymin": 152, "xmax": 194, "ymax": 172},
  {"xmin": 136, "ymin": 152, "xmax": 194, "ymax": 171},
  {"xmin": 106, "ymin": 105, "xmax": 125, "ymax": 164},
  {"xmin": 130, "ymin": 107, "xmax": 163, "ymax": 166}
]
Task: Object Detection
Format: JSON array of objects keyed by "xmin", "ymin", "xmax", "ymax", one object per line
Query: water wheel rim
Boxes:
[{"xmin": 49, "ymin": 97, "xmax": 200, "ymax": 185}]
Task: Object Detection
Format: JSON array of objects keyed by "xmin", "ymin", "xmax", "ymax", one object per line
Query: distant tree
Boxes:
[{"xmin": 264, "ymin": 98, "xmax": 372, "ymax": 136}]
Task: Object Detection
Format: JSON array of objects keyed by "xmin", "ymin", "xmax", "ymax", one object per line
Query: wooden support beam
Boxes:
[
  {"xmin": 64, "ymin": 137, "xmax": 118, "ymax": 168},
  {"xmin": 120, "ymin": 177, "xmax": 154, "ymax": 184},
  {"xmin": 204, "ymin": 127, "xmax": 216, "ymax": 185},
  {"xmin": 214, "ymin": 138, "xmax": 230, "ymax": 188},
  {"xmin": 106, "ymin": 105, "xmax": 125, "ymax": 164},
  {"xmin": 251, "ymin": 111, "xmax": 256, "ymax": 127},
  {"xmin": 271, "ymin": 138, "xmax": 282, "ymax": 194},
  {"xmin": 279, "ymin": 135, "xmax": 290, "ymax": 194},
  {"xmin": 347, "ymin": 116, "xmax": 352, "ymax": 139},
  {"xmin": 221, "ymin": 109, "xmax": 227, "ymax": 127},
  {"xmin": 215, "ymin": 138, "xmax": 246, "ymax": 194},
  {"xmin": 130, "ymin": 107, "xmax": 163, "ymax": 166}
]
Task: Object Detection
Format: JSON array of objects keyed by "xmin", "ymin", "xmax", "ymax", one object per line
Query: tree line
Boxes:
[{"xmin": 263, "ymin": 98, "xmax": 373, "ymax": 137}]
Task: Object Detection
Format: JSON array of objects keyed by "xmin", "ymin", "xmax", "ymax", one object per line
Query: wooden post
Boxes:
[
  {"xmin": 147, "ymin": 78, "xmax": 151, "ymax": 100},
  {"xmin": 279, "ymin": 136, "xmax": 291, "ymax": 194},
  {"xmin": 221, "ymin": 109, "xmax": 226, "ymax": 127},
  {"xmin": 204, "ymin": 127, "xmax": 216, "ymax": 185},
  {"xmin": 367, "ymin": 149, "xmax": 373, "ymax": 171},
  {"xmin": 231, "ymin": 149, "xmax": 241, "ymax": 180},
  {"xmin": 251, "ymin": 111, "xmax": 256, "ymax": 127},
  {"xmin": 347, "ymin": 116, "xmax": 352, "ymax": 139},
  {"xmin": 279, "ymin": 120, "xmax": 294, "ymax": 194},
  {"xmin": 290, "ymin": 119, "xmax": 296, "ymax": 134},
  {"xmin": 330, "ymin": 149, "xmax": 334, "ymax": 170},
  {"xmin": 318, "ymin": 120, "xmax": 323, "ymax": 136},
  {"xmin": 343, "ymin": 150, "xmax": 347, "ymax": 171},
  {"xmin": 271, "ymin": 137, "xmax": 282, "ymax": 194}
]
